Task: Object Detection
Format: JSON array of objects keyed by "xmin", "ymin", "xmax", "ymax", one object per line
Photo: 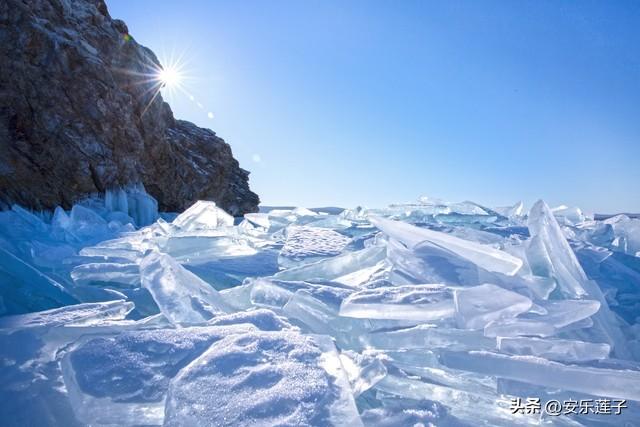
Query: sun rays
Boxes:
[{"xmin": 112, "ymin": 45, "xmax": 210, "ymax": 118}]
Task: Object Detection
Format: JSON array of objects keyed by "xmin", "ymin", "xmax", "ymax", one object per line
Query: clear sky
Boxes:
[{"xmin": 107, "ymin": 0, "xmax": 640, "ymax": 213}]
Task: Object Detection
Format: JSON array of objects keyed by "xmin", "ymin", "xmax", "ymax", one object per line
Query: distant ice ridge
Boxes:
[{"xmin": 1, "ymin": 195, "xmax": 640, "ymax": 426}]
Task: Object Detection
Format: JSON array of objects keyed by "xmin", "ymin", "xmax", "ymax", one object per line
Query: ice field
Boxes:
[{"xmin": 1, "ymin": 189, "xmax": 640, "ymax": 426}]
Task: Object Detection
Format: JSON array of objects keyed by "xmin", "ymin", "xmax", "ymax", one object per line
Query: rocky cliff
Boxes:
[{"xmin": 0, "ymin": 0, "xmax": 259, "ymax": 215}]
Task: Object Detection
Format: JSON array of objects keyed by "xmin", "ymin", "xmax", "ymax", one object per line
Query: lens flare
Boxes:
[
  {"xmin": 111, "ymin": 46, "xmax": 213, "ymax": 120},
  {"xmin": 158, "ymin": 67, "xmax": 182, "ymax": 88}
]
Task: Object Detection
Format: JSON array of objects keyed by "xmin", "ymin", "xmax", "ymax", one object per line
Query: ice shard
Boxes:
[
  {"xmin": 370, "ymin": 216, "xmax": 523, "ymax": 275},
  {"xmin": 497, "ymin": 336, "xmax": 610, "ymax": 362},
  {"xmin": 453, "ymin": 283, "xmax": 532, "ymax": 330},
  {"xmin": 339, "ymin": 284, "xmax": 455, "ymax": 321},
  {"xmin": 440, "ymin": 350, "xmax": 640, "ymax": 401},
  {"xmin": 171, "ymin": 200, "xmax": 234, "ymax": 231},
  {"xmin": 139, "ymin": 252, "xmax": 231, "ymax": 325}
]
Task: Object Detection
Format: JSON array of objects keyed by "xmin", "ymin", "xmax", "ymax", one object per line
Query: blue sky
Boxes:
[{"xmin": 107, "ymin": 0, "xmax": 640, "ymax": 213}]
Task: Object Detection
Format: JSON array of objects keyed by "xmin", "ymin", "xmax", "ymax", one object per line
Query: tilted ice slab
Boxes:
[
  {"xmin": 0, "ymin": 299, "xmax": 134, "ymax": 330},
  {"xmin": 369, "ymin": 216, "xmax": 523, "ymax": 276},
  {"xmin": 528, "ymin": 200, "xmax": 632, "ymax": 359},
  {"xmin": 273, "ymin": 244, "xmax": 386, "ymax": 283},
  {"xmin": 440, "ymin": 350, "xmax": 640, "ymax": 401},
  {"xmin": 0, "ymin": 245, "xmax": 78, "ymax": 313},
  {"xmin": 164, "ymin": 332, "xmax": 363, "ymax": 427},
  {"xmin": 170, "ymin": 200, "xmax": 234, "ymax": 231},
  {"xmin": 454, "ymin": 283, "xmax": 532, "ymax": 330},
  {"xmin": 385, "ymin": 237, "xmax": 482, "ymax": 286},
  {"xmin": 497, "ymin": 336, "xmax": 610, "ymax": 362},
  {"xmin": 71, "ymin": 262, "xmax": 140, "ymax": 287},
  {"xmin": 339, "ymin": 350, "xmax": 387, "ymax": 397},
  {"xmin": 367, "ymin": 324, "xmax": 495, "ymax": 351},
  {"xmin": 374, "ymin": 374, "xmax": 538, "ymax": 426},
  {"xmin": 339, "ymin": 284, "xmax": 455, "ymax": 321},
  {"xmin": 139, "ymin": 252, "xmax": 231, "ymax": 325},
  {"xmin": 160, "ymin": 230, "xmax": 258, "ymax": 263}
]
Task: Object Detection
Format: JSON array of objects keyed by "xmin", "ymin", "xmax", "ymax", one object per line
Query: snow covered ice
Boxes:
[{"xmin": 1, "ymin": 192, "xmax": 640, "ymax": 426}]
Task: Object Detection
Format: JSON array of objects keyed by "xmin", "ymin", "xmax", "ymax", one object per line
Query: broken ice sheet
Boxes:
[
  {"xmin": 140, "ymin": 252, "xmax": 231, "ymax": 325},
  {"xmin": 273, "ymin": 244, "xmax": 386, "ymax": 283},
  {"xmin": 247, "ymin": 277, "xmax": 353, "ymax": 309},
  {"xmin": 339, "ymin": 284, "xmax": 455, "ymax": 321},
  {"xmin": 497, "ymin": 336, "xmax": 610, "ymax": 362},
  {"xmin": 0, "ymin": 299, "xmax": 134, "ymax": 330},
  {"xmin": 374, "ymin": 374, "xmax": 537, "ymax": 426},
  {"xmin": 170, "ymin": 200, "xmax": 234, "ymax": 231},
  {"xmin": 61, "ymin": 324, "xmax": 257, "ymax": 426},
  {"xmin": 70, "ymin": 262, "xmax": 140, "ymax": 287},
  {"xmin": 366, "ymin": 324, "xmax": 495, "ymax": 351},
  {"xmin": 370, "ymin": 216, "xmax": 523, "ymax": 276},
  {"xmin": 440, "ymin": 350, "xmax": 640, "ymax": 401},
  {"xmin": 0, "ymin": 245, "xmax": 78, "ymax": 314},
  {"xmin": 527, "ymin": 200, "xmax": 589, "ymax": 297},
  {"xmin": 164, "ymin": 331, "xmax": 363, "ymax": 427},
  {"xmin": 386, "ymin": 237, "xmax": 483, "ymax": 286},
  {"xmin": 160, "ymin": 231, "xmax": 258, "ymax": 263},
  {"xmin": 339, "ymin": 350, "xmax": 387, "ymax": 397},
  {"xmin": 453, "ymin": 283, "xmax": 532, "ymax": 330},
  {"xmin": 278, "ymin": 225, "xmax": 351, "ymax": 268}
]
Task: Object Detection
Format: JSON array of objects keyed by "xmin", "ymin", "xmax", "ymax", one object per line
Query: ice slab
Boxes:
[
  {"xmin": 279, "ymin": 225, "xmax": 350, "ymax": 266},
  {"xmin": 527, "ymin": 200, "xmax": 589, "ymax": 297},
  {"xmin": 454, "ymin": 283, "xmax": 532, "ymax": 330},
  {"xmin": 161, "ymin": 232, "xmax": 257, "ymax": 263},
  {"xmin": 71, "ymin": 262, "xmax": 140, "ymax": 287},
  {"xmin": 0, "ymin": 300, "xmax": 134, "ymax": 330},
  {"xmin": 339, "ymin": 350, "xmax": 387, "ymax": 396},
  {"xmin": 164, "ymin": 332, "xmax": 363, "ymax": 426},
  {"xmin": 386, "ymin": 237, "xmax": 481, "ymax": 285},
  {"xmin": 0, "ymin": 246, "xmax": 78, "ymax": 314},
  {"xmin": 605, "ymin": 214, "xmax": 640, "ymax": 256},
  {"xmin": 484, "ymin": 318, "xmax": 557, "ymax": 338},
  {"xmin": 374, "ymin": 374, "xmax": 537, "ymax": 426},
  {"xmin": 370, "ymin": 216, "xmax": 523, "ymax": 275},
  {"xmin": 497, "ymin": 336, "xmax": 610, "ymax": 362},
  {"xmin": 367, "ymin": 324, "xmax": 495, "ymax": 351},
  {"xmin": 62, "ymin": 324, "xmax": 256, "ymax": 426},
  {"xmin": 339, "ymin": 284, "xmax": 455, "ymax": 321},
  {"xmin": 273, "ymin": 245, "xmax": 386, "ymax": 283},
  {"xmin": 552, "ymin": 204, "xmax": 588, "ymax": 225},
  {"xmin": 440, "ymin": 350, "xmax": 640, "ymax": 401},
  {"xmin": 525, "ymin": 299, "xmax": 600, "ymax": 328},
  {"xmin": 139, "ymin": 252, "xmax": 231, "ymax": 325},
  {"xmin": 171, "ymin": 200, "xmax": 234, "ymax": 231}
]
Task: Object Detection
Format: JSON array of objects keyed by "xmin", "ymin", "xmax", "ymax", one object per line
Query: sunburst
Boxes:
[{"xmin": 112, "ymin": 45, "xmax": 193, "ymax": 117}]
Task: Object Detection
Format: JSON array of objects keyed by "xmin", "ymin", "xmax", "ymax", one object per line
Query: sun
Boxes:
[{"xmin": 157, "ymin": 66, "xmax": 182, "ymax": 88}]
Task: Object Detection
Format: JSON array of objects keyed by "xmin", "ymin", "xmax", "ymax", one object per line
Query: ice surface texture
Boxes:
[{"xmin": 1, "ymin": 194, "xmax": 640, "ymax": 426}]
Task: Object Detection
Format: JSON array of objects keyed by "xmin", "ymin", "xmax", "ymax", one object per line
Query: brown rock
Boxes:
[{"xmin": 0, "ymin": 0, "xmax": 259, "ymax": 216}]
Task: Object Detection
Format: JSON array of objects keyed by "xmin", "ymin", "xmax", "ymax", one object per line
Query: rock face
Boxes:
[{"xmin": 0, "ymin": 0, "xmax": 259, "ymax": 215}]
